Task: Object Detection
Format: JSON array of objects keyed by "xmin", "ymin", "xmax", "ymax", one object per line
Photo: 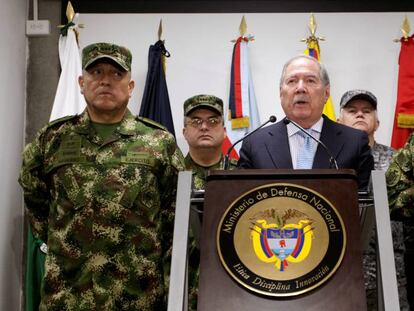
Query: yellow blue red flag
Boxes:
[{"xmin": 304, "ymin": 38, "xmax": 336, "ymax": 121}]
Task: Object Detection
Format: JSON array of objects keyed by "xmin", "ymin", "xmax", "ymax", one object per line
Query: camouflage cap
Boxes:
[
  {"xmin": 184, "ymin": 94, "xmax": 223, "ymax": 116},
  {"xmin": 82, "ymin": 42, "xmax": 132, "ymax": 71},
  {"xmin": 340, "ymin": 89, "xmax": 377, "ymax": 109}
]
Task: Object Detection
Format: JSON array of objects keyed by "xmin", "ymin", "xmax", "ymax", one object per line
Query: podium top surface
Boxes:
[{"xmin": 206, "ymin": 168, "xmax": 357, "ymax": 182}]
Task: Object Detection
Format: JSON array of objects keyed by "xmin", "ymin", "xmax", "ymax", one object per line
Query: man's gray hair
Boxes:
[{"xmin": 279, "ymin": 55, "xmax": 330, "ymax": 87}]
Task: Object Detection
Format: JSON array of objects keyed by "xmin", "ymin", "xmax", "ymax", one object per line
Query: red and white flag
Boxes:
[{"xmin": 223, "ymin": 36, "xmax": 260, "ymax": 159}]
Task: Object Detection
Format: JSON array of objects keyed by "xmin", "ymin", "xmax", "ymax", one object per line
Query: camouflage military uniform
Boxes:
[
  {"xmin": 372, "ymin": 142, "xmax": 395, "ymax": 171},
  {"xmin": 386, "ymin": 133, "xmax": 414, "ymax": 310},
  {"xmin": 386, "ymin": 133, "xmax": 414, "ymax": 218},
  {"xmin": 363, "ymin": 142, "xmax": 394, "ymax": 295},
  {"xmin": 362, "ymin": 142, "xmax": 410, "ymax": 310},
  {"xmin": 184, "ymin": 153, "xmax": 237, "ymax": 311},
  {"xmin": 19, "ymin": 110, "xmax": 184, "ymax": 311},
  {"xmin": 184, "ymin": 154, "xmax": 237, "ymax": 191}
]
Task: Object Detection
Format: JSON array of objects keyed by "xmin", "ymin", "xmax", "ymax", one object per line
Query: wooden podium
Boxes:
[{"xmin": 197, "ymin": 169, "xmax": 367, "ymax": 311}]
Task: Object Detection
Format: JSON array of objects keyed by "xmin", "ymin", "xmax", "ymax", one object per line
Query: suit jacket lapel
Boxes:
[
  {"xmin": 264, "ymin": 120, "xmax": 293, "ymax": 169},
  {"xmin": 313, "ymin": 116, "xmax": 345, "ymax": 169}
]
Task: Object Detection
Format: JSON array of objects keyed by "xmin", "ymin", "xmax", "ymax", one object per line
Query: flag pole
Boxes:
[
  {"xmin": 239, "ymin": 15, "xmax": 246, "ymax": 37},
  {"xmin": 158, "ymin": 19, "xmax": 168, "ymax": 74},
  {"xmin": 301, "ymin": 13, "xmax": 325, "ymax": 43},
  {"xmin": 231, "ymin": 16, "xmax": 254, "ymax": 43},
  {"xmin": 57, "ymin": 1, "xmax": 84, "ymax": 44},
  {"xmin": 158, "ymin": 18, "xmax": 163, "ymax": 40},
  {"xmin": 394, "ymin": 15, "xmax": 411, "ymax": 42}
]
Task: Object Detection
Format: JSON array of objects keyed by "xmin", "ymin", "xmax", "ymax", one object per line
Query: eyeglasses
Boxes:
[{"xmin": 186, "ymin": 117, "xmax": 222, "ymax": 128}]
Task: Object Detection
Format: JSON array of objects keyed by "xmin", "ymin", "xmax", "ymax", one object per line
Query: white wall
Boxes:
[
  {"xmin": 0, "ymin": 0, "xmax": 27, "ymax": 308},
  {"xmin": 78, "ymin": 12, "xmax": 413, "ymax": 154}
]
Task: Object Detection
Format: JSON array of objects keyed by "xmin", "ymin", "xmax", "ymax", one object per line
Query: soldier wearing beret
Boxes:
[
  {"xmin": 19, "ymin": 42, "xmax": 184, "ymax": 310},
  {"xmin": 182, "ymin": 94, "xmax": 236, "ymax": 191}
]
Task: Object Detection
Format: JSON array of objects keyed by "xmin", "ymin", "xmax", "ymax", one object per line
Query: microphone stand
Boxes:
[
  {"xmin": 223, "ymin": 115, "xmax": 277, "ymax": 170},
  {"xmin": 284, "ymin": 117, "xmax": 339, "ymax": 169}
]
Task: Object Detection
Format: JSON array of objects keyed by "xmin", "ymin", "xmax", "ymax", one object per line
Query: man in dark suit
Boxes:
[{"xmin": 238, "ymin": 55, "xmax": 374, "ymax": 189}]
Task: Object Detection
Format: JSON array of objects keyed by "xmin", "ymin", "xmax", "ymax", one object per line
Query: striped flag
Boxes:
[
  {"xmin": 391, "ymin": 35, "xmax": 414, "ymax": 149},
  {"xmin": 223, "ymin": 36, "xmax": 260, "ymax": 158},
  {"xmin": 304, "ymin": 38, "xmax": 336, "ymax": 121}
]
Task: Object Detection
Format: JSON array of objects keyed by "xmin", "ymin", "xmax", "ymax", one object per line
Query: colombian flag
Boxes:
[{"xmin": 304, "ymin": 38, "xmax": 336, "ymax": 121}]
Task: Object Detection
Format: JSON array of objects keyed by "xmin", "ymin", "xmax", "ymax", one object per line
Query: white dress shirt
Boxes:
[{"xmin": 287, "ymin": 117, "xmax": 324, "ymax": 169}]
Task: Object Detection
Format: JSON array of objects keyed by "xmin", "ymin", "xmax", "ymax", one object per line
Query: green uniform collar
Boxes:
[
  {"xmin": 184, "ymin": 153, "xmax": 224, "ymax": 170},
  {"xmin": 74, "ymin": 109, "xmax": 135, "ymax": 134}
]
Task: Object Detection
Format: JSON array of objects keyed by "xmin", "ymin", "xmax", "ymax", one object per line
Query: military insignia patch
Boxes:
[{"xmin": 217, "ymin": 183, "xmax": 346, "ymax": 297}]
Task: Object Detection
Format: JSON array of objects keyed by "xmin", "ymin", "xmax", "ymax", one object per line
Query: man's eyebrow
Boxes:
[
  {"xmin": 285, "ymin": 72, "xmax": 319, "ymax": 78},
  {"xmin": 303, "ymin": 73, "xmax": 319, "ymax": 78}
]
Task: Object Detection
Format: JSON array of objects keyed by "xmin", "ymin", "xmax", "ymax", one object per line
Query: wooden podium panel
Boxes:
[{"xmin": 197, "ymin": 169, "xmax": 367, "ymax": 311}]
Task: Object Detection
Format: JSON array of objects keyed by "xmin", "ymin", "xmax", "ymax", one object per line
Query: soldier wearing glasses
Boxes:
[
  {"xmin": 183, "ymin": 94, "xmax": 236, "ymax": 310},
  {"xmin": 182, "ymin": 94, "xmax": 237, "ymax": 190}
]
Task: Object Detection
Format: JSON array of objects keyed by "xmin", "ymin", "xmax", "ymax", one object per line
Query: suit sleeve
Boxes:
[{"xmin": 237, "ymin": 137, "xmax": 253, "ymax": 169}]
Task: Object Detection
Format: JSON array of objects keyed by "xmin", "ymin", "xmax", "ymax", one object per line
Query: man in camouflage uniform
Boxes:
[
  {"xmin": 338, "ymin": 89, "xmax": 409, "ymax": 310},
  {"xmin": 182, "ymin": 94, "xmax": 236, "ymax": 191},
  {"xmin": 19, "ymin": 42, "xmax": 184, "ymax": 311},
  {"xmin": 182, "ymin": 95, "xmax": 236, "ymax": 310},
  {"xmin": 387, "ymin": 132, "xmax": 414, "ymax": 310}
]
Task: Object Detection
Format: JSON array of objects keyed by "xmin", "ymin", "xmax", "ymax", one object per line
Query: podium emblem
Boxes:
[
  {"xmin": 252, "ymin": 219, "xmax": 313, "ymax": 272},
  {"xmin": 217, "ymin": 183, "xmax": 346, "ymax": 297}
]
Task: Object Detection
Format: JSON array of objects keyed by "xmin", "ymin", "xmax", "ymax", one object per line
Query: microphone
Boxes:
[
  {"xmin": 283, "ymin": 118, "xmax": 339, "ymax": 169},
  {"xmin": 223, "ymin": 115, "xmax": 277, "ymax": 170}
]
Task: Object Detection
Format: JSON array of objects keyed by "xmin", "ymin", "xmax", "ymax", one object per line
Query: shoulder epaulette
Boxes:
[
  {"xmin": 136, "ymin": 116, "xmax": 168, "ymax": 131},
  {"xmin": 47, "ymin": 115, "xmax": 78, "ymax": 129}
]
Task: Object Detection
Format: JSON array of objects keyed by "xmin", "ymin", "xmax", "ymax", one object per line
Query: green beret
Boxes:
[
  {"xmin": 184, "ymin": 94, "xmax": 223, "ymax": 116},
  {"xmin": 82, "ymin": 42, "xmax": 132, "ymax": 71}
]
